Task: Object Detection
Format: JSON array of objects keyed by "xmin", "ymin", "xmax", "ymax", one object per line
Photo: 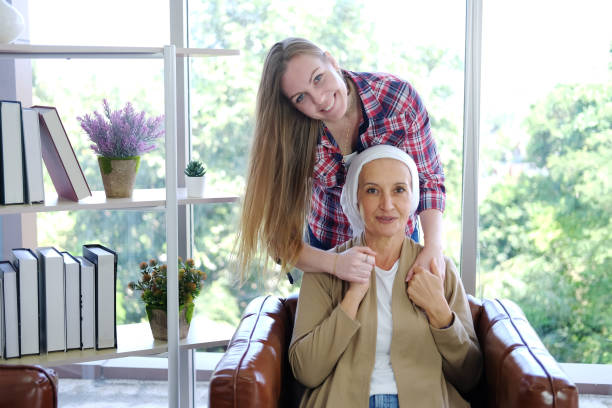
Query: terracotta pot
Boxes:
[
  {"xmin": 98, "ymin": 156, "xmax": 140, "ymax": 198},
  {"xmin": 146, "ymin": 303, "xmax": 193, "ymax": 341}
]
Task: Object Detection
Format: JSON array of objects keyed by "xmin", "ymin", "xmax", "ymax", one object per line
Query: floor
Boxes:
[
  {"xmin": 59, "ymin": 378, "xmax": 209, "ymax": 408},
  {"xmin": 57, "ymin": 378, "xmax": 612, "ymax": 407}
]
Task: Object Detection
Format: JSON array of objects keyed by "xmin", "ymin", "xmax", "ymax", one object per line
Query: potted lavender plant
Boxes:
[{"xmin": 77, "ymin": 99, "xmax": 164, "ymax": 198}]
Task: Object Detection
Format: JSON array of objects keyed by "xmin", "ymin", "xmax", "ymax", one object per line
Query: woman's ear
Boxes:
[{"xmin": 324, "ymin": 51, "xmax": 340, "ymax": 70}]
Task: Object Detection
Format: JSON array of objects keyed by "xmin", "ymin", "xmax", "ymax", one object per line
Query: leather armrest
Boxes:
[
  {"xmin": 0, "ymin": 364, "xmax": 58, "ymax": 408},
  {"xmin": 477, "ymin": 299, "xmax": 578, "ymax": 408},
  {"xmin": 209, "ymin": 295, "xmax": 289, "ymax": 408}
]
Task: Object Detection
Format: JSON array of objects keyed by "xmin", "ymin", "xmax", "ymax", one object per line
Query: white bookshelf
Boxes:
[
  {"xmin": 0, "ymin": 44, "xmax": 239, "ymax": 58},
  {"xmin": 1, "ymin": 315, "xmax": 235, "ymax": 368},
  {"xmin": 0, "ymin": 188, "xmax": 239, "ymax": 215},
  {"xmin": 0, "ymin": 43, "xmax": 240, "ymax": 408}
]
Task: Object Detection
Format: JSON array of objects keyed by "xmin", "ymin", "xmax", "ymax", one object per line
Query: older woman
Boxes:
[{"xmin": 288, "ymin": 145, "xmax": 482, "ymax": 408}]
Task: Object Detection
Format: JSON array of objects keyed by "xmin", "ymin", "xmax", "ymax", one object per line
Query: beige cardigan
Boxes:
[{"xmin": 289, "ymin": 236, "xmax": 482, "ymax": 408}]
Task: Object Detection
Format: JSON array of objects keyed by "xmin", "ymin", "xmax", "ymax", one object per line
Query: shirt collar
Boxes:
[{"xmin": 343, "ymin": 70, "xmax": 384, "ymax": 123}]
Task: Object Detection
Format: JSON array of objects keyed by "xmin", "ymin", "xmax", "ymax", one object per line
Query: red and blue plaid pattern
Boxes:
[{"xmin": 308, "ymin": 70, "xmax": 446, "ymax": 249}]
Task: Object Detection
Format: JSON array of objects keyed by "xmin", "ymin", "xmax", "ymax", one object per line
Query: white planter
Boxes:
[
  {"xmin": 185, "ymin": 175, "xmax": 205, "ymax": 198},
  {"xmin": 0, "ymin": 0, "xmax": 25, "ymax": 44}
]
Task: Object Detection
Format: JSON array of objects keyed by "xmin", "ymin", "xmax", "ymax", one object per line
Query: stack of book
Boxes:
[
  {"xmin": 0, "ymin": 100, "xmax": 91, "ymax": 204},
  {"xmin": 0, "ymin": 244, "xmax": 117, "ymax": 359}
]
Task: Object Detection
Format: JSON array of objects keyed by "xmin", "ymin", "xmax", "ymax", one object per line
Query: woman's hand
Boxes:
[
  {"xmin": 406, "ymin": 243, "xmax": 445, "ymax": 283},
  {"xmin": 348, "ymin": 279, "xmax": 370, "ymax": 302},
  {"xmin": 406, "ymin": 260, "xmax": 452, "ymax": 329},
  {"xmin": 295, "ymin": 244, "xmax": 375, "ymax": 282},
  {"xmin": 333, "ymin": 246, "xmax": 376, "ymax": 284}
]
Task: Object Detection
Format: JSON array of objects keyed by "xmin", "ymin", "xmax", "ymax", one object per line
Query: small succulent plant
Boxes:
[{"xmin": 184, "ymin": 160, "xmax": 206, "ymax": 177}]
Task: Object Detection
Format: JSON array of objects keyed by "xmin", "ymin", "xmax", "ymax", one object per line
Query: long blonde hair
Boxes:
[{"xmin": 236, "ymin": 38, "xmax": 325, "ymax": 280}]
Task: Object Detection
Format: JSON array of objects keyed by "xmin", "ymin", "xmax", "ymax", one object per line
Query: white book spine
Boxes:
[
  {"xmin": 0, "ymin": 101, "xmax": 25, "ymax": 204},
  {"xmin": 77, "ymin": 257, "xmax": 95, "ymax": 349},
  {"xmin": 97, "ymin": 254, "xmax": 115, "ymax": 348},
  {"xmin": 1, "ymin": 264, "xmax": 20, "ymax": 358},
  {"xmin": 45, "ymin": 255, "xmax": 66, "ymax": 352},
  {"xmin": 0, "ymin": 278, "xmax": 4, "ymax": 358},
  {"xmin": 83, "ymin": 245, "xmax": 116, "ymax": 350},
  {"xmin": 22, "ymin": 109, "xmax": 45, "ymax": 203},
  {"xmin": 64, "ymin": 255, "xmax": 81, "ymax": 350},
  {"xmin": 18, "ymin": 255, "xmax": 39, "ymax": 355}
]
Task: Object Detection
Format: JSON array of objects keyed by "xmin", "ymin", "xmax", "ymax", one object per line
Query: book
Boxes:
[
  {"xmin": 82, "ymin": 244, "xmax": 117, "ymax": 349},
  {"xmin": 31, "ymin": 105, "xmax": 91, "ymax": 202},
  {"xmin": 76, "ymin": 256, "xmax": 95, "ymax": 349},
  {"xmin": 0, "ymin": 100, "xmax": 27, "ymax": 205},
  {"xmin": 0, "ymin": 261, "xmax": 20, "ymax": 358},
  {"xmin": 0, "ymin": 276, "xmax": 3, "ymax": 358},
  {"xmin": 62, "ymin": 252, "xmax": 81, "ymax": 351},
  {"xmin": 36, "ymin": 246, "xmax": 66, "ymax": 353},
  {"xmin": 10, "ymin": 248, "xmax": 40, "ymax": 356},
  {"xmin": 21, "ymin": 108, "xmax": 46, "ymax": 203}
]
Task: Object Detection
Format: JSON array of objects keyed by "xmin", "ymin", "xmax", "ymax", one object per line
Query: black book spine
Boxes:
[
  {"xmin": 0, "ymin": 101, "xmax": 8, "ymax": 205},
  {"xmin": 18, "ymin": 104, "xmax": 28, "ymax": 204},
  {"xmin": 37, "ymin": 252, "xmax": 47, "ymax": 353}
]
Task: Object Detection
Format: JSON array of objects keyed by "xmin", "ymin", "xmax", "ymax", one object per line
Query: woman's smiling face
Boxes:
[
  {"xmin": 357, "ymin": 158, "xmax": 413, "ymax": 240},
  {"xmin": 280, "ymin": 52, "xmax": 349, "ymax": 123}
]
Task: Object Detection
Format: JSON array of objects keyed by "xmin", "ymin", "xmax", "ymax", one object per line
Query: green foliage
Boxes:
[
  {"xmin": 33, "ymin": 0, "xmax": 465, "ymax": 328},
  {"xmin": 480, "ymin": 81, "xmax": 612, "ymax": 363},
  {"xmin": 129, "ymin": 258, "xmax": 207, "ymax": 309},
  {"xmin": 31, "ymin": 0, "xmax": 611, "ymax": 367},
  {"xmin": 184, "ymin": 160, "xmax": 207, "ymax": 177}
]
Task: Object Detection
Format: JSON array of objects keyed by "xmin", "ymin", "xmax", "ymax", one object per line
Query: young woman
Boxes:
[{"xmin": 236, "ymin": 37, "xmax": 446, "ymax": 283}]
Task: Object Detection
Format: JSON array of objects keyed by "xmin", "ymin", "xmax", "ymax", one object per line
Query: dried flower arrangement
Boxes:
[
  {"xmin": 128, "ymin": 258, "xmax": 207, "ymax": 339},
  {"xmin": 129, "ymin": 257, "xmax": 206, "ymax": 310},
  {"xmin": 77, "ymin": 99, "xmax": 165, "ymax": 197},
  {"xmin": 77, "ymin": 99, "xmax": 164, "ymax": 159}
]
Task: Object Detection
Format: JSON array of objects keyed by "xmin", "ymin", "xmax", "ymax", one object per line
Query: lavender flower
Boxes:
[{"xmin": 77, "ymin": 99, "xmax": 164, "ymax": 158}]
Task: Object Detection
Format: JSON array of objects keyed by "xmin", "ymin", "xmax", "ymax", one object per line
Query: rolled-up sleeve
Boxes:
[
  {"xmin": 430, "ymin": 258, "xmax": 482, "ymax": 393},
  {"xmin": 402, "ymin": 87, "xmax": 446, "ymax": 214}
]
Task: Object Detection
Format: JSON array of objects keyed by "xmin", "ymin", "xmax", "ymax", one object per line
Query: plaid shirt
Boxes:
[{"xmin": 308, "ymin": 70, "xmax": 446, "ymax": 249}]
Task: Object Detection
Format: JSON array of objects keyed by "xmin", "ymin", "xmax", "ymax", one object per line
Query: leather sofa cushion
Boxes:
[
  {"xmin": 209, "ymin": 295, "xmax": 290, "ymax": 407},
  {"xmin": 476, "ymin": 298, "xmax": 578, "ymax": 408},
  {"xmin": 0, "ymin": 364, "xmax": 58, "ymax": 408}
]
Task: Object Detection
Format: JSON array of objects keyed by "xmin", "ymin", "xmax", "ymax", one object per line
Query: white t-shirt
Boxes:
[
  {"xmin": 343, "ymin": 151, "xmax": 357, "ymax": 167},
  {"xmin": 369, "ymin": 260, "xmax": 399, "ymax": 396}
]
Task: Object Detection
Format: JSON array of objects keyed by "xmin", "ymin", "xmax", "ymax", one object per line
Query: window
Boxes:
[
  {"xmin": 5, "ymin": 0, "xmax": 608, "ymax": 405},
  {"xmin": 25, "ymin": 1, "xmax": 172, "ymax": 405},
  {"xmin": 478, "ymin": 0, "xmax": 612, "ymax": 364},
  {"xmin": 187, "ymin": 0, "xmax": 466, "ymax": 325},
  {"xmin": 186, "ymin": 2, "xmax": 466, "ymax": 404},
  {"xmin": 29, "ymin": 0, "xmax": 169, "ymax": 327}
]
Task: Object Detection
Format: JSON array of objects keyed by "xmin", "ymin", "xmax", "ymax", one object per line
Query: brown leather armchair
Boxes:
[
  {"xmin": 209, "ymin": 294, "xmax": 578, "ymax": 408},
  {"xmin": 0, "ymin": 364, "xmax": 58, "ymax": 408}
]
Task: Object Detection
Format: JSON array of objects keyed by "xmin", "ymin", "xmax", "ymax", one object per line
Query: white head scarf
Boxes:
[{"xmin": 340, "ymin": 145, "xmax": 420, "ymax": 237}]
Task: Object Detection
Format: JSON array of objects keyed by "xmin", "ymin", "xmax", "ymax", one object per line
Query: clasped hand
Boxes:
[{"xmin": 406, "ymin": 260, "xmax": 453, "ymax": 329}]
